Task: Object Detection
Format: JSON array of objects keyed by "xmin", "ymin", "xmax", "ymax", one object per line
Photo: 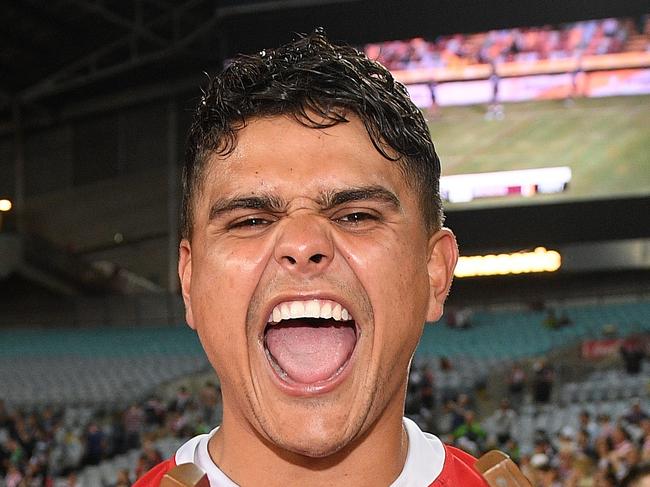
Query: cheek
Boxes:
[
  {"xmin": 202, "ymin": 237, "xmax": 272, "ymax": 290},
  {"xmin": 190, "ymin": 241, "xmax": 271, "ymax": 359},
  {"xmin": 339, "ymin": 232, "xmax": 429, "ymax": 359},
  {"xmin": 341, "ymin": 232, "xmax": 429, "ymax": 309},
  {"xmin": 208, "ymin": 242, "xmax": 268, "ymax": 288}
]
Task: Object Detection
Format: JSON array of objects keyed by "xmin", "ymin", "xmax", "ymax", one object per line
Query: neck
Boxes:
[{"xmin": 209, "ymin": 402, "xmax": 409, "ymax": 487}]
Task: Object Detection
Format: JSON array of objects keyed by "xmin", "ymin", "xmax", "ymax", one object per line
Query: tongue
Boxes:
[{"xmin": 265, "ymin": 320, "xmax": 356, "ymax": 384}]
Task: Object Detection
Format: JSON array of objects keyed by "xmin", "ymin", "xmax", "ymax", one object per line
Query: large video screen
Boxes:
[{"xmin": 365, "ymin": 16, "xmax": 650, "ymax": 208}]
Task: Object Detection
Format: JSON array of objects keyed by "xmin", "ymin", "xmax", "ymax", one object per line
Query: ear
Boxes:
[
  {"xmin": 178, "ymin": 239, "xmax": 196, "ymax": 329},
  {"xmin": 425, "ymin": 228, "xmax": 459, "ymax": 322}
]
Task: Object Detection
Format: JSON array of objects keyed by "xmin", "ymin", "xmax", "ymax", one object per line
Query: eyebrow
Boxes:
[
  {"xmin": 318, "ymin": 186, "xmax": 401, "ymax": 211},
  {"xmin": 208, "ymin": 185, "xmax": 401, "ymax": 220},
  {"xmin": 208, "ymin": 194, "xmax": 285, "ymax": 220}
]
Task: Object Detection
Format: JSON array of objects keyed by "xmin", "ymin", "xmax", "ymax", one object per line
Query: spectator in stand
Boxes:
[
  {"xmin": 169, "ymin": 386, "xmax": 192, "ymax": 413},
  {"xmin": 508, "ymin": 362, "xmax": 527, "ymax": 406},
  {"xmin": 64, "ymin": 471, "xmax": 80, "ymax": 487},
  {"xmin": 123, "ymin": 403, "xmax": 145, "ymax": 450},
  {"xmin": 533, "ymin": 358, "xmax": 555, "ymax": 403},
  {"xmin": 5, "ymin": 464, "xmax": 22, "ymax": 487},
  {"xmin": 452, "ymin": 410, "xmax": 487, "ymax": 455},
  {"xmin": 622, "ymin": 461, "xmax": 650, "ymax": 487},
  {"xmin": 533, "ymin": 431, "xmax": 556, "ymax": 458},
  {"xmin": 141, "ymin": 439, "xmax": 163, "ymax": 467},
  {"xmin": 555, "ymin": 426, "xmax": 577, "ymax": 455},
  {"xmin": 451, "ymin": 393, "xmax": 471, "ymax": 431},
  {"xmin": 539, "ymin": 464, "xmax": 563, "ymax": 487},
  {"xmin": 575, "ymin": 427, "xmax": 598, "ymax": 462},
  {"xmin": 609, "ymin": 425, "xmax": 638, "ymax": 481},
  {"xmin": 198, "ymin": 381, "xmax": 222, "ymax": 428},
  {"xmin": 115, "ymin": 468, "xmax": 132, "ymax": 487},
  {"xmin": 626, "ymin": 400, "xmax": 649, "ymax": 426},
  {"xmin": 621, "ymin": 336, "xmax": 647, "ymax": 374},
  {"xmin": 420, "ymin": 381, "xmax": 436, "ymax": 411},
  {"xmin": 564, "ymin": 454, "xmax": 597, "ymax": 487},
  {"xmin": 436, "ymin": 400, "xmax": 456, "ymax": 438},
  {"xmin": 527, "ymin": 451, "xmax": 551, "ymax": 486},
  {"xmin": 135, "ymin": 453, "xmax": 157, "ymax": 480},
  {"xmin": 0, "ymin": 400, "xmax": 8, "ymax": 429},
  {"xmin": 439, "ymin": 356, "xmax": 453, "ymax": 371},
  {"xmin": 595, "ymin": 469, "xmax": 619, "ymax": 487},
  {"xmin": 597, "ymin": 414, "xmax": 615, "ymax": 441},
  {"xmin": 493, "ymin": 398, "xmax": 517, "ymax": 448},
  {"xmin": 10, "ymin": 438, "xmax": 25, "ymax": 474},
  {"xmin": 596, "ymin": 434, "xmax": 614, "ymax": 471},
  {"xmin": 579, "ymin": 410, "xmax": 600, "ymax": 446},
  {"xmin": 82, "ymin": 421, "xmax": 106, "ymax": 465},
  {"xmin": 640, "ymin": 418, "xmax": 650, "ymax": 462},
  {"xmin": 144, "ymin": 395, "xmax": 166, "ymax": 431}
]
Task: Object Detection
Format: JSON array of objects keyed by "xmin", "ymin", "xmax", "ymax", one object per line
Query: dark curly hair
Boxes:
[{"xmin": 181, "ymin": 29, "xmax": 443, "ymax": 239}]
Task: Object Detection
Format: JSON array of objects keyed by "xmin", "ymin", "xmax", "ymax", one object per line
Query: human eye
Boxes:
[
  {"xmin": 334, "ymin": 211, "xmax": 380, "ymax": 227},
  {"xmin": 232, "ymin": 217, "xmax": 270, "ymax": 227},
  {"xmin": 228, "ymin": 216, "xmax": 275, "ymax": 231}
]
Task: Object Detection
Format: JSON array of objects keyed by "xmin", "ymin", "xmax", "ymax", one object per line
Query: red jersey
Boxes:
[{"xmin": 134, "ymin": 443, "xmax": 488, "ymax": 486}]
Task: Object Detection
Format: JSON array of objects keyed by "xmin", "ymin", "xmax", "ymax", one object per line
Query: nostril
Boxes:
[
  {"xmin": 284, "ymin": 256, "xmax": 297, "ymax": 265},
  {"xmin": 310, "ymin": 254, "xmax": 325, "ymax": 264}
]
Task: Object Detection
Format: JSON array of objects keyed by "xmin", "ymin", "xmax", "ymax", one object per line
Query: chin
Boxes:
[
  {"xmin": 265, "ymin": 414, "xmax": 357, "ymax": 459},
  {"xmin": 277, "ymin": 432, "xmax": 350, "ymax": 459}
]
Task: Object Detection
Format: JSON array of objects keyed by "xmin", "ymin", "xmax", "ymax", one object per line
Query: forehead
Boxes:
[{"xmin": 198, "ymin": 115, "xmax": 409, "ymax": 201}]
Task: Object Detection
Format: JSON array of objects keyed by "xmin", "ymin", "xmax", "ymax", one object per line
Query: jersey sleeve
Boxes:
[{"xmin": 133, "ymin": 458, "xmax": 177, "ymax": 487}]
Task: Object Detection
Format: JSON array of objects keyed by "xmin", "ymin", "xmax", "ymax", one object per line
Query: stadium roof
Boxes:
[{"xmin": 1, "ymin": 0, "xmax": 647, "ymax": 127}]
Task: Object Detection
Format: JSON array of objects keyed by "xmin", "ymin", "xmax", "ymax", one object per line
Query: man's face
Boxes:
[{"xmin": 179, "ymin": 114, "xmax": 456, "ymax": 457}]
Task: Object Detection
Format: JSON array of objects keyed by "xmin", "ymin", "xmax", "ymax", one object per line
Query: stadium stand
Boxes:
[
  {"xmin": 419, "ymin": 298, "xmax": 650, "ymax": 359},
  {"xmin": 2, "ymin": 296, "xmax": 648, "ymax": 484},
  {"xmin": 0, "ymin": 327, "xmax": 206, "ymax": 409},
  {"xmin": 366, "ymin": 17, "xmax": 648, "ymax": 71}
]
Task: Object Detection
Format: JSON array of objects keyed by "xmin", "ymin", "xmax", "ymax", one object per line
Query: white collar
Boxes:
[{"xmin": 175, "ymin": 417, "xmax": 445, "ymax": 486}]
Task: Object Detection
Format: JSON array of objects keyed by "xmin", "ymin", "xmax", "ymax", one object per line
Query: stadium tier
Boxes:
[
  {"xmin": 366, "ymin": 17, "xmax": 646, "ymax": 71},
  {"xmin": 1, "ymin": 299, "xmax": 647, "ymax": 411},
  {"xmin": 0, "ymin": 327, "xmax": 206, "ymax": 409},
  {"xmin": 419, "ymin": 298, "xmax": 650, "ymax": 359},
  {"xmin": 0, "ymin": 326, "xmax": 202, "ymax": 358}
]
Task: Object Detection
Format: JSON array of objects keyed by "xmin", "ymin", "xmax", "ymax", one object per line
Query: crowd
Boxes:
[
  {"xmin": 2, "ymin": 358, "xmax": 648, "ymax": 486},
  {"xmin": 404, "ymin": 358, "xmax": 650, "ymax": 487},
  {"xmin": 517, "ymin": 405, "xmax": 650, "ymax": 486},
  {"xmin": 0, "ymin": 381, "xmax": 221, "ymax": 486},
  {"xmin": 365, "ymin": 17, "xmax": 642, "ymax": 71}
]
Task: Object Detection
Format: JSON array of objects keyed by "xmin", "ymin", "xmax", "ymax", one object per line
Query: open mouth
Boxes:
[{"xmin": 264, "ymin": 299, "xmax": 357, "ymax": 385}]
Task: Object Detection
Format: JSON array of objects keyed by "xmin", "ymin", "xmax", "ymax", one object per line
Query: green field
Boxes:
[{"xmin": 428, "ymin": 95, "xmax": 650, "ymax": 208}]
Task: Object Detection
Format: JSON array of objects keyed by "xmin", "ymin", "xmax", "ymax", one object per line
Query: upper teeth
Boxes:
[{"xmin": 268, "ymin": 299, "xmax": 351, "ymax": 324}]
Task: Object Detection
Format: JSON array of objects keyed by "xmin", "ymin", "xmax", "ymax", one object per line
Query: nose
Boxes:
[{"xmin": 273, "ymin": 214, "xmax": 334, "ymax": 275}]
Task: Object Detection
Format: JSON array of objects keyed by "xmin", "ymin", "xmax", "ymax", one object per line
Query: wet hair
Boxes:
[{"xmin": 181, "ymin": 29, "xmax": 443, "ymax": 239}]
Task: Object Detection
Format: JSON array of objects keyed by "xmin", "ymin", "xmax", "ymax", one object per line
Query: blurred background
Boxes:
[{"xmin": 0, "ymin": 0, "xmax": 649, "ymax": 485}]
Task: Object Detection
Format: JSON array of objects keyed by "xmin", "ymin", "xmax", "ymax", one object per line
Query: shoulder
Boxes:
[
  {"xmin": 430, "ymin": 444, "xmax": 489, "ymax": 487},
  {"xmin": 133, "ymin": 458, "xmax": 177, "ymax": 487}
]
